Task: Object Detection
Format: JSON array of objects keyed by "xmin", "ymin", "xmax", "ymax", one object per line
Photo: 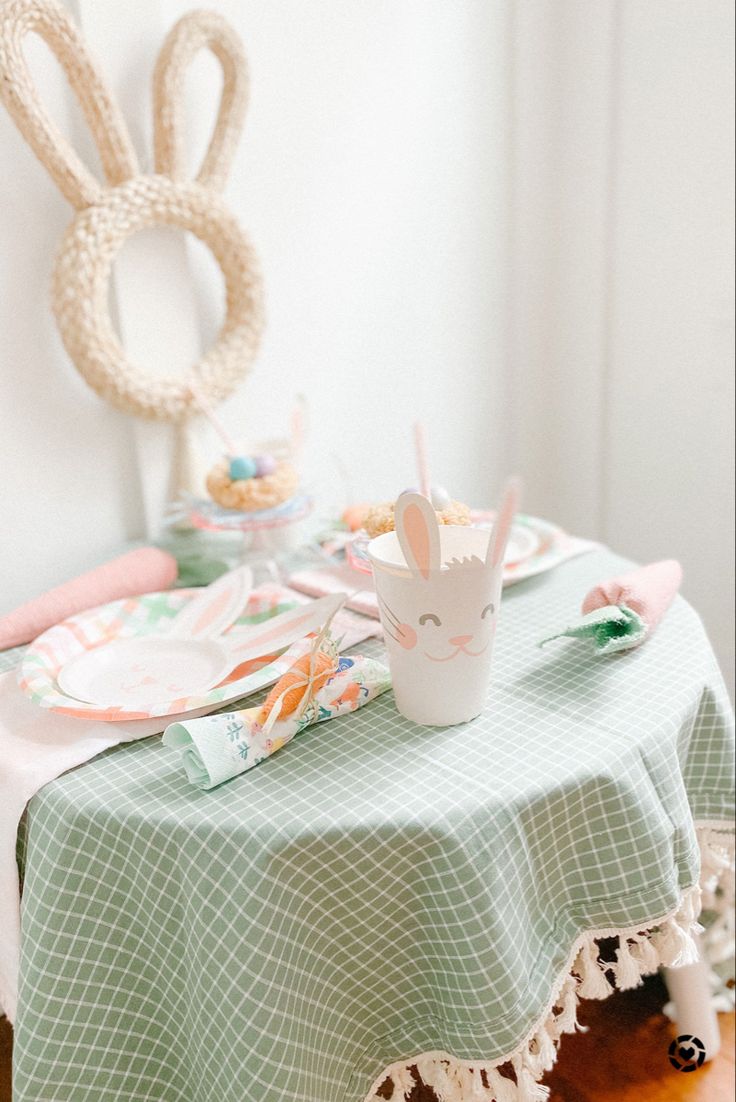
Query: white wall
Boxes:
[
  {"xmin": 507, "ymin": 0, "xmax": 735, "ymax": 693},
  {"xmin": 0, "ymin": 0, "xmax": 733, "ymax": 692},
  {"xmin": 166, "ymin": 0, "xmax": 508, "ymax": 507},
  {"xmin": 607, "ymin": 0, "xmax": 735, "ymax": 694},
  {"xmin": 0, "ymin": 0, "xmax": 508, "ymax": 597},
  {"xmin": 0, "ymin": 24, "xmax": 143, "ymax": 599}
]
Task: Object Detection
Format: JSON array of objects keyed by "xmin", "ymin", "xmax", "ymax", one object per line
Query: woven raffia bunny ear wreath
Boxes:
[{"xmin": 0, "ymin": 0, "xmax": 263, "ymax": 423}]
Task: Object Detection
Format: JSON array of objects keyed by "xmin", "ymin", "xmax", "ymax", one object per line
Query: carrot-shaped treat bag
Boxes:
[
  {"xmin": 163, "ymin": 631, "xmax": 390, "ymax": 789},
  {"xmin": 539, "ymin": 560, "xmax": 683, "ymax": 655}
]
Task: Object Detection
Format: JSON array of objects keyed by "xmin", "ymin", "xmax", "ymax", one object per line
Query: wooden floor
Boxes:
[{"xmin": 0, "ymin": 975, "xmax": 733, "ymax": 1101}]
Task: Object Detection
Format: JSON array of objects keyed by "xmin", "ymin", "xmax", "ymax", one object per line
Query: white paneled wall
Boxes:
[
  {"xmin": 0, "ymin": 0, "xmax": 508, "ymax": 603},
  {"xmin": 164, "ymin": 0, "xmax": 509, "ymax": 510},
  {"xmin": 0, "ymin": 1, "xmax": 733, "ymax": 691},
  {"xmin": 0, "ymin": 22, "xmax": 142, "ymax": 602},
  {"xmin": 507, "ymin": 0, "xmax": 735, "ymax": 693},
  {"xmin": 606, "ymin": 0, "xmax": 735, "ymax": 694}
]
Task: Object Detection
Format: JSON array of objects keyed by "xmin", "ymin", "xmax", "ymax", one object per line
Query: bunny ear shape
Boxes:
[
  {"xmin": 486, "ymin": 477, "xmax": 522, "ymax": 569},
  {"xmin": 0, "ymin": 0, "xmax": 138, "ymax": 209},
  {"xmin": 395, "ymin": 493, "xmax": 441, "ymax": 581},
  {"xmin": 153, "ymin": 10, "xmax": 248, "ymax": 192}
]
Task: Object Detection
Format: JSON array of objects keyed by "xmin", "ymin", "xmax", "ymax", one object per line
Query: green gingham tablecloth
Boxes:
[{"xmin": 6, "ymin": 549, "xmax": 735, "ymax": 1102}]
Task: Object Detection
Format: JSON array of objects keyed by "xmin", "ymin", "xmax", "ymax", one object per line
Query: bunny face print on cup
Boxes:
[
  {"xmin": 0, "ymin": 0, "xmax": 263, "ymax": 422},
  {"xmin": 368, "ymin": 480, "xmax": 520, "ymax": 726}
]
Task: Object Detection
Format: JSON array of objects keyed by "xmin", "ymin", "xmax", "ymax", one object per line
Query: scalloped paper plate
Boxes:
[
  {"xmin": 19, "ymin": 586, "xmax": 307, "ymax": 721},
  {"xmin": 346, "ymin": 512, "xmax": 545, "ymax": 581},
  {"xmin": 184, "ymin": 492, "xmax": 314, "ymax": 532}
]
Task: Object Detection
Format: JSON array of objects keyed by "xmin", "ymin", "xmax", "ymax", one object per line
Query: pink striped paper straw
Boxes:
[{"xmin": 413, "ymin": 421, "xmax": 431, "ymax": 500}]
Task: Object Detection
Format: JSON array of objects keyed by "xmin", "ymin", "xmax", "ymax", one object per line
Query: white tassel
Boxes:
[
  {"xmin": 551, "ymin": 974, "xmax": 581, "ymax": 1036},
  {"xmin": 390, "ymin": 1065, "xmax": 417, "ymax": 1099},
  {"xmin": 486, "ymin": 1067, "xmax": 520, "ymax": 1102},
  {"xmin": 629, "ymin": 933, "xmax": 660, "ymax": 974},
  {"xmin": 574, "ymin": 937, "xmax": 613, "ymax": 999},
  {"xmin": 526, "ymin": 1027, "xmax": 556, "ymax": 1076},
  {"xmin": 698, "ymin": 829, "xmax": 735, "ymax": 977},
  {"xmin": 445, "ymin": 1066, "xmax": 473, "ymax": 1102},
  {"xmin": 651, "ymin": 917, "xmax": 683, "ymax": 967},
  {"xmin": 701, "ymin": 840, "xmax": 731, "ymax": 890},
  {"xmin": 698, "ymin": 828, "xmax": 735, "ymax": 888},
  {"xmin": 470, "ymin": 1067, "xmax": 492, "ymax": 1099},
  {"xmin": 678, "ymin": 886, "xmax": 703, "ymax": 926},
  {"xmin": 675, "ymin": 925, "xmax": 701, "ymax": 967},
  {"xmin": 512, "ymin": 1056, "xmax": 551, "ymax": 1102},
  {"xmin": 443, "ymin": 1063, "xmax": 474, "ymax": 1102},
  {"xmin": 361, "ymin": 870, "xmax": 733, "ymax": 1102},
  {"xmin": 523, "ymin": 1044, "xmax": 543, "ymax": 1081},
  {"xmin": 653, "ymin": 915, "xmax": 700, "ymax": 968},
  {"xmin": 613, "ymin": 937, "xmax": 644, "ymax": 991},
  {"xmin": 456, "ymin": 1065, "xmax": 479, "ymax": 1096},
  {"xmin": 416, "ymin": 1057, "xmax": 454, "ymax": 1100}
]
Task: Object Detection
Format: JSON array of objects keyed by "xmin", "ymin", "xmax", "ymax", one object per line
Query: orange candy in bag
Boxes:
[{"xmin": 260, "ymin": 650, "xmax": 336, "ymax": 721}]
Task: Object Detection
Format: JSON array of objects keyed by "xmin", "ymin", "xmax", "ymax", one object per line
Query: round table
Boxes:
[{"xmin": 12, "ymin": 549, "xmax": 735, "ymax": 1102}]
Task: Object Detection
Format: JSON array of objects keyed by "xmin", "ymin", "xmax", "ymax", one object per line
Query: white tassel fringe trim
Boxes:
[
  {"xmin": 363, "ymin": 820, "xmax": 734, "ymax": 1102},
  {"xmin": 697, "ymin": 825, "xmax": 735, "ymax": 966}
]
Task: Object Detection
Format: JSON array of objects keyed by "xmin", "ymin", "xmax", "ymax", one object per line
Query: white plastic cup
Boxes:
[{"xmin": 368, "ymin": 494, "xmax": 510, "ymax": 726}]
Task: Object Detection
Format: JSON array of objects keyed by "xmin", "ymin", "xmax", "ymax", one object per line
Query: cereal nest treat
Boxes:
[
  {"xmin": 206, "ymin": 456, "xmax": 299, "ymax": 511},
  {"xmin": 363, "ymin": 498, "xmax": 471, "ymax": 539}
]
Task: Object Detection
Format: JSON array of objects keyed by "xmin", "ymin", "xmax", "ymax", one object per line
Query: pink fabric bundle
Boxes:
[
  {"xmin": 0, "ymin": 547, "xmax": 178, "ymax": 649},
  {"xmin": 541, "ymin": 559, "xmax": 683, "ymax": 654},
  {"xmin": 582, "ymin": 559, "xmax": 683, "ymax": 635}
]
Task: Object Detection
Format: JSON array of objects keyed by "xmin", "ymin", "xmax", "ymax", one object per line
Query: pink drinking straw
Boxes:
[
  {"xmin": 290, "ymin": 395, "xmax": 308, "ymax": 461},
  {"xmin": 413, "ymin": 421, "xmax": 431, "ymax": 500},
  {"xmin": 188, "ymin": 381, "xmax": 240, "ymax": 456}
]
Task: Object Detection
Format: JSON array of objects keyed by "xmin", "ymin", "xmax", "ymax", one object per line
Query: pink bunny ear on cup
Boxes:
[
  {"xmin": 486, "ymin": 477, "xmax": 522, "ymax": 568},
  {"xmin": 395, "ymin": 493, "xmax": 441, "ymax": 580}
]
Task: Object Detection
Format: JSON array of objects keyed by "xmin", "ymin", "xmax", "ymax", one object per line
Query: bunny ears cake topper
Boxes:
[{"xmin": 0, "ymin": 0, "xmax": 263, "ymax": 422}]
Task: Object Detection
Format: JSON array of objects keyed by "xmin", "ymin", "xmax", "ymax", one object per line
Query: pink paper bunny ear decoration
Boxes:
[
  {"xmin": 395, "ymin": 492, "xmax": 441, "ymax": 580},
  {"xmin": 486, "ymin": 477, "xmax": 522, "ymax": 569}
]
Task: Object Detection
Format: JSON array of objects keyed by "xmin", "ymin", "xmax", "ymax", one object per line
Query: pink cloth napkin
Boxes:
[
  {"xmin": 582, "ymin": 559, "xmax": 683, "ymax": 635},
  {"xmin": 288, "ymin": 563, "xmax": 381, "ymax": 619},
  {"xmin": 0, "ymin": 547, "xmax": 178, "ymax": 649}
]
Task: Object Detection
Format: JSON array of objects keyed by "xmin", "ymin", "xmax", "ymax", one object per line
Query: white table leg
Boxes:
[{"xmin": 662, "ymin": 937, "xmax": 721, "ymax": 1061}]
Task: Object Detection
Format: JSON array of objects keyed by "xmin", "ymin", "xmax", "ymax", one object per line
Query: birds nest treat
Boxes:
[
  {"xmin": 363, "ymin": 496, "xmax": 471, "ymax": 539},
  {"xmin": 206, "ymin": 454, "xmax": 299, "ymax": 511}
]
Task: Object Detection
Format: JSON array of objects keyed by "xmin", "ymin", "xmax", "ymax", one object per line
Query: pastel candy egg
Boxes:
[
  {"xmin": 430, "ymin": 484, "xmax": 451, "ymax": 509},
  {"xmin": 342, "ymin": 503, "xmax": 370, "ymax": 532},
  {"xmin": 254, "ymin": 453, "xmax": 277, "ymax": 477},
  {"xmin": 400, "ymin": 486, "xmax": 419, "ymax": 496},
  {"xmin": 229, "ymin": 455, "xmax": 257, "ymax": 481}
]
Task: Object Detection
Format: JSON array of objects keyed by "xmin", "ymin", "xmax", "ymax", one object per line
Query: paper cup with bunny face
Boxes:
[{"xmin": 368, "ymin": 481, "xmax": 520, "ymax": 726}]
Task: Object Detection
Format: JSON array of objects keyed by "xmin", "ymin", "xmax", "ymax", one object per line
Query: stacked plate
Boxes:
[
  {"xmin": 18, "ymin": 587, "xmax": 347, "ymax": 723},
  {"xmin": 177, "ymin": 492, "xmax": 314, "ymax": 533},
  {"xmin": 344, "ymin": 511, "xmax": 587, "ymax": 586}
]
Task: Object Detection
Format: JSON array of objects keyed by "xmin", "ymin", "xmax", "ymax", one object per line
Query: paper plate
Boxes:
[
  {"xmin": 19, "ymin": 587, "xmax": 306, "ymax": 722},
  {"xmin": 181, "ymin": 492, "xmax": 314, "ymax": 532},
  {"xmin": 56, "ymin": 636, "xmax": 234, "ymax": 708},
  {"xmin": 346, "ymin": 514, "xmax": 542, "ymax": 579}
]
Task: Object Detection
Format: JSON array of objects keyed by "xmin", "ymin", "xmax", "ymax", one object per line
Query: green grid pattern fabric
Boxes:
[{"xmin": 8, "ymin": 549, "xmax": 735, "ymax": 1102}]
